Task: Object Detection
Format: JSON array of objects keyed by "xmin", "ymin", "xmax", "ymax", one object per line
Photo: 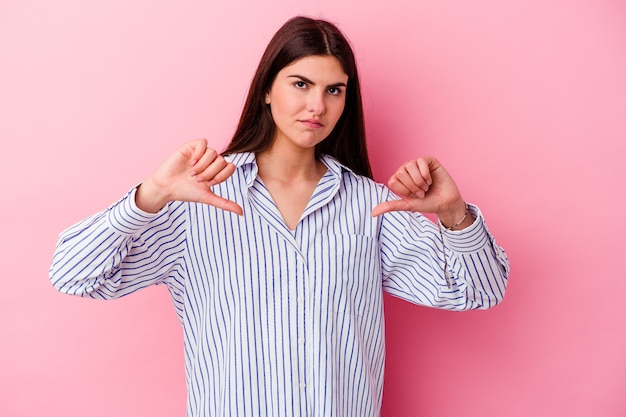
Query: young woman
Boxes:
[{"xmin": 51, "ymin": 16, "xmax": 509, "ymax": 417}]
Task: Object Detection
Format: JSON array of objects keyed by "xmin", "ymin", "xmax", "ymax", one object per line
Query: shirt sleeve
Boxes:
[
  {"xmin": 49, "ymin": 188, "xmax": 188, "ymax": 301},
  {"xmin": 378, "ymin": 189, "xmax": 509, "ymax": 311}
]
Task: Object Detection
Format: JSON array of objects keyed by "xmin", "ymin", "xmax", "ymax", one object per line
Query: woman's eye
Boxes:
[
  {"xmin": 327, "ymin": 87, "xmax": 342, "ymax": 96},
  {"xmin": 294, "ymin": 81, "xmax": 307, "ymax": 89}
]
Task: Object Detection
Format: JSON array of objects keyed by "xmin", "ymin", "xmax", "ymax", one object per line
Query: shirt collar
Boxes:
[
  {"xmin": 224, "ymin": 152, "xmax": 258, "ymax": 187},
  {"xmin": 225, "ymin": 152, "xmax": 257, "ymax": 169},
  {"xmin": 319, "ymin": 153, "xmax": 353, "ymax": 178}
]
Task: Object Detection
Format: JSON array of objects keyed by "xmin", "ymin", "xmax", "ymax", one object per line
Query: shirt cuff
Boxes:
[
  {"xmin": 106, "ymin": 187, "xmax": 165, "ymax": 234},
  {"xmin": 438, "ymin": 203, "xmax": 491, "ymax": 253}
]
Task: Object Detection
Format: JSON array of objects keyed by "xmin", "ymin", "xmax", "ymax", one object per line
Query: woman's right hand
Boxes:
[{"xmin": 135, "ymin": 138, "xmax": 243, "ymax": 215}]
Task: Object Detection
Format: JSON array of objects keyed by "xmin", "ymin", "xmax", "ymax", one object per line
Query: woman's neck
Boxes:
[
  {"xmin": 256, "ymin": 145, "xmax": 326, "ymax": 182},
  {"xmin": 255, "ymin": 143, "xmax": 328, "ymax": 231}
]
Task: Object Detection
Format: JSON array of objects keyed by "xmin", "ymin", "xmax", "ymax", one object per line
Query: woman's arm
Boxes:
[
  {"xmin": 49, "ymin": 189, "xmax": 188, "ymax": 299},
  {"xmin": 378, "ymin": 200, "xmax": 509, "ymax": 310},
  {"xmin": 50, "ymin": 138, "xmax": 241, "ymax": 299},
  {"xmin": 373, "ymin": 156, "xmax": 509, "ymax": 310}
]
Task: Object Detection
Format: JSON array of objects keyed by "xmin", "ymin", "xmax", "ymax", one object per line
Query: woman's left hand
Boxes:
[{"xmin": 371, "ymin": 157, "xmax": 469, "ymax": 228}]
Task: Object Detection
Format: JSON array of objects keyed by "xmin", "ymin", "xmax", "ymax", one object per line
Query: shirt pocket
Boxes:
[{"xmin": 310, "ymin": 234, "xmax": 381, "ymax": 317}]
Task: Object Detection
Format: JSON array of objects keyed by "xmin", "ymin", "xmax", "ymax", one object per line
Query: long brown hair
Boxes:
[{"xmin": 222, "ymin": 16, "xmax": 372, "ymax": 179}]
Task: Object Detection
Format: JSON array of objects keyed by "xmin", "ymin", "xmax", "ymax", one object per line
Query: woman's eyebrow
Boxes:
[{"xmin": 287, "ymin": 74, "xmax": 347, "ymax": 88}]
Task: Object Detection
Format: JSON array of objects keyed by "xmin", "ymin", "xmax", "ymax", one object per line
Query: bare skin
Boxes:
[
  {"xmin": 256, "ymin": 147, "xmax": 327, "ymax": 230},
  {"xmin": 135, "ymin": 139, "xmax": 473, "ymax": 231},
  {"xmin": 135, "ymin": 55, "xmax": 473, "ymax": 231},
  {"xmin": 135, "ymin": 139, "xmax": 243, "ymax": 215},
  {"xmin": 371, "ymin": 157, "xmax": 474, "ymax": 229}
]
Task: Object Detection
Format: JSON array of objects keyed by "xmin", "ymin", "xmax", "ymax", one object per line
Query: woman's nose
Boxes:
[{"xmin": 307, "ymin": 90, "xmax": 326, "ymax": 115}]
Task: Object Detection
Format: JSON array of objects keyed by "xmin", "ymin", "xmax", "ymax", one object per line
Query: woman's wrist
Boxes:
[
  {"xmin": 135, "ymin": 178, "xmax": 171, "ymax": 214},
  {"xmin": 438, "ymin": 201, "xmax": 474, "ymax": 231}
]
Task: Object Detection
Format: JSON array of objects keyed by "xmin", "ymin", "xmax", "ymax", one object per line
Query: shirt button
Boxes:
[
  {"xmin": 299, "ymin": 383, "xmax": 306, "ymax": 389},
  {"xmin": 297, "ymin": 296, "xmax": 304, "ymax": 303},
  {"xmin": 298, "ymin": 338, "xmax": 305, "ymax": 345}
]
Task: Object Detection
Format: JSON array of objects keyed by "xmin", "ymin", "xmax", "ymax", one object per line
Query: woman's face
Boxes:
[{"xmin": 265, "ymin": 55, "xmax": 348, "ymax": 152}]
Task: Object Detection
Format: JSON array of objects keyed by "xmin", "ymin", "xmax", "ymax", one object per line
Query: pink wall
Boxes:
[{"xmin": 1, "ymin": 0, "xmax": 625, "ymax": 416}]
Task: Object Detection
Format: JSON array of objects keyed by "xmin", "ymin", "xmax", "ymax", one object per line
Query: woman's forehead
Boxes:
[{"xmin": 278, "ymin": 55, "xmax": 348, "ymax": 82}]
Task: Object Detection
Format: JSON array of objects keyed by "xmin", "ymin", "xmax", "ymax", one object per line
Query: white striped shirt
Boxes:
[{"xmin": 50, "ymin": 152, "xmax": 509, "ymax": 417}]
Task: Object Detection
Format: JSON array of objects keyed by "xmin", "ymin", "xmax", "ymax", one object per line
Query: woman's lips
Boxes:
[{"xmin": 300, "ymin": 119, "xmax": 324, "ymax": 128}]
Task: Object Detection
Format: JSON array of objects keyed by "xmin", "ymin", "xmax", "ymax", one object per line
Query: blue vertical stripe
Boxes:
[{"xmin": 50, "ymin": 152, "xmax": 509, "ymax": 417}]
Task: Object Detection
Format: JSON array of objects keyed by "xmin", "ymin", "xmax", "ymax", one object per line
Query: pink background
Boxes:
[{"xmin": 1, "ymin": 0, "xmax": 625, "ymax": 416}]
